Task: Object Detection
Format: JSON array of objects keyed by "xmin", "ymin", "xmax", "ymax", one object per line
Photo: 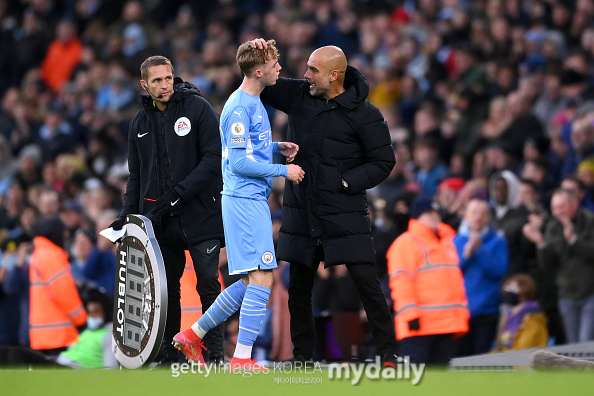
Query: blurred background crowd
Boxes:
[{"xmin": 2, "ymin": 0, "xmax": 594, "ymax": 366}]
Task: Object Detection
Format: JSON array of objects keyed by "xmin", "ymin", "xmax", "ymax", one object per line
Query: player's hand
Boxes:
[
  {"xmin": 151, "ymin": 189, "xmax": 183, "ymax": 219},
  {"xmin": 278, "ymin": 142, "xmax": 299, "ymax": 162},
  {"xmin": 286, "ymin": 164, "xmax": 305, "ymax": 184},
  {"xmin": 250, "ymin": 38, "xmax": 267, "ymax": 49},
  {"xmin": 109, "ymin": 218, "xmax": 125, "ymax": 231}
]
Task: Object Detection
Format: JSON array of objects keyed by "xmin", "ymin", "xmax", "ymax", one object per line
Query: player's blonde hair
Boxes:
[{"xmin": 236, "ymin": 40, "xmax": 279, "ymax": 76}]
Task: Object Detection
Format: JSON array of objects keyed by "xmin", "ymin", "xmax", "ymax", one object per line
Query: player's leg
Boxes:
[
  {"xmin": 174, "ymin": 277, "xmax": 248, "ymax": 363},
  {"xmin": 174, "ymin": 196, "xmax": 249, "ymax": 362},
  {"xmin": 231, "ymin": 269, "xmax": 273, "ymax": 366},
  {"xmin": 229, "ymin": 198, "xmax": 277, "ymax": 369},
  {"xmin": 189, "ymin": 239, "xmax": 224, "ymax": 363}
]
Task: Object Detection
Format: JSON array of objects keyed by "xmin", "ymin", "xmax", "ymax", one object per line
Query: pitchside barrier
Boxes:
[
  {"xmin": 449, "ymin": 341, "xmax": 594, "ymax": 371},
  {"xmin": 112, "ymin": 215, "xmax": 168, "ymax": 369}
]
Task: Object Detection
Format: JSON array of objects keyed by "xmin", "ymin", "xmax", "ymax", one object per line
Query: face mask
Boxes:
[
  {"xmin": 87, "ymin": 317, "xmax": 104, "ymax": 330},
  {"xmin": 502, "ymin": 291, "xmax": 520, "ymax": 306}
]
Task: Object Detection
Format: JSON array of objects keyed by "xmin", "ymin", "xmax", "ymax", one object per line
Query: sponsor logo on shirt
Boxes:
[{"xmin": 175, "ymin": 117, "xmax": 192, "ymax": 136}]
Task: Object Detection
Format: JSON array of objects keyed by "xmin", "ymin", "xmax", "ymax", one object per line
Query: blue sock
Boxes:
[
  {"xmin": 197, "ymin": 280, "xmax": 247, "ymax": 332},
  {"xmin": 237, "ymin": 284, "xmax": 271, "ymax": 348}
]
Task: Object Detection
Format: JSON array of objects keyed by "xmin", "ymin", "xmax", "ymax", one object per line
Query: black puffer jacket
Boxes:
[
  {"xmin": 261, "ymin": 66, "xmax": 395, "ymax": 266},
  {"xmin": 120, "ymin": 77, "xmax": 224, "ymax": 245}
]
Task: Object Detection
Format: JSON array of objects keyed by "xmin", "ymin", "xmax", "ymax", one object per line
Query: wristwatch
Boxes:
[{"xmin": 342, "ymin": 178, "xmax": 349, "ymax": 189}]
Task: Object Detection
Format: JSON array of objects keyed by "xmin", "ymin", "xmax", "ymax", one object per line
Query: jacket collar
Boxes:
[
  {"xmin": 140, "ymin": 77, "xmax": 203, "ymax": 109},
  {"xmin": 330, "ymin": 65, "xmax": 369, "ymax": 110}
]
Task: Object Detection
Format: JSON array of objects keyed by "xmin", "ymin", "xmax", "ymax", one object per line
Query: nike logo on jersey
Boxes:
[
  {"xmin": 138, "ymin": 132, "xmax": 149, "ymax": 138},
  {"xmin": 171, "ymin": 198, "xmax": 180, "ymax": 206},
  {"xmin": 258, "ymin": 115, "xmax": 263, "ymax": 118},
  {"xmin": 234, "ymin": 110, "xmax": 242, "ymax": 117},
  {"xmin": 206, "ymin": 245, "xmax": 217, "ymax": 254}
]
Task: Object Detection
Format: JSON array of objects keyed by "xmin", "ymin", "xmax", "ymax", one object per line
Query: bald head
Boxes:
[
  {"xmin": 313, "ymin": 46, "xmax": 347, "ymax": 73},
  {"xmin": 305, "ymin": 46, "xmax": 347, "ymax": 100}
]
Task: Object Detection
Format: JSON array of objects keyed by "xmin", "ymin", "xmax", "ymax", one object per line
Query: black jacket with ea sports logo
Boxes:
[{"xmin": 120, "ymin": 77, "xmax": 224, "ymax": 245}]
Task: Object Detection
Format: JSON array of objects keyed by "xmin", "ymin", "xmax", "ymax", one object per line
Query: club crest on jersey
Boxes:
[
  {"xmin": 175, "ymin": 117, "xmax": 191, "ymax": 136},
  {"xmin": 261, "ymin": 251, "xmax": 274, "ymax": 264},
  {"xmin": 231, "ymin": 122, "xmax": 245, "ymax": 137}
]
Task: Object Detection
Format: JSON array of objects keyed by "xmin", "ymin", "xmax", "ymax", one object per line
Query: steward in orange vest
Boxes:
[
  {"xmin": 387, "ymin": 197, "xmax": 468, "ymax": 364},
  {"xmin": 29, "ymin": 217, "xmax": 86, "ymax": 351}
]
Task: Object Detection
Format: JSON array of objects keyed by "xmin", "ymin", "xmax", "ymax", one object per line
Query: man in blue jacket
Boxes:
[
  {"xmin": 109, "ymin": 56, "xmax": 225, "ymax": 365},
  {"xmin": 453, "ymin": 198, "xmax": 508, "ymax": 356}
]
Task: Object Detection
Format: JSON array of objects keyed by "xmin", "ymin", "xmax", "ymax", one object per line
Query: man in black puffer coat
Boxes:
[
  {"xmin": 111, "ymin": 56, "xmax": 225, "ymax": 364},
  {"xmin": 261, "ymin": 44, "xmax": 398, "ymax": 364}
]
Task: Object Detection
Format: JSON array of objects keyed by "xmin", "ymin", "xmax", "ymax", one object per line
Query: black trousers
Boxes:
[
  {"xmin": 398, "ymin": 334, "xmax": 459, "ymax": 365},
  {"xmin": 456, "ymin": 314, "xmax": 498, "ymax": 357},
  {"xmin": 156, "ymin": 216, "xmax": 224, "ymax": 359},
  {"xmin": 288, "ymin": 261, "xmax": 397, "ymax": 360}
]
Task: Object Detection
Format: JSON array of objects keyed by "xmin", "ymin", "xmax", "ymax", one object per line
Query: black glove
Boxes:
[
  {"xmin": 109, "ymin": 218, "xmax": 126, "ymax": 231},
  {"xmin": 408, "ymin": 318, "xmax": 420, "ymax": 331},
  {"xmin": 151, "ymin": 189, "xmax": 183, "ymax": 219}
]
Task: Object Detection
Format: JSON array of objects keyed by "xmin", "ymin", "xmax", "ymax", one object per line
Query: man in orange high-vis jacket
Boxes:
[
  {"xmin": 387, "ymin": 196, "xmax": 469, "ymax": 365},
  {"xmin": 29, "ymin": 217, "xmax": 86, "ymax": 352}
]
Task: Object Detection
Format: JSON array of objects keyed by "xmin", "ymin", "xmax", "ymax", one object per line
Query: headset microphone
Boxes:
[{"xmin": 144, "ymin": 83, "xmax": 163, "ymax": 99}]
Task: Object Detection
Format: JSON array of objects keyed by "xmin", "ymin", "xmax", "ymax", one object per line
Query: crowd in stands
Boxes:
[{"xmin": 2, "ymin": 0, "xmax": 594, "ymax": 364}]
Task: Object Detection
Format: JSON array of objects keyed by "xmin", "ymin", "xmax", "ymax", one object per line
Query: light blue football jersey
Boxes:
[{"xmin": 220, "ymin": 89, "xmax": 285, "ymax": 200}]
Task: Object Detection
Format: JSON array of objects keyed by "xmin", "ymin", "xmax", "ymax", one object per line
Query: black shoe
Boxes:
[
  {"xmin": 207, "ymin": 353, "xmax": 224, "ymax": 366},
  {"xmin": 382, "ymin": 353, "xmax": 398, "ymax": 368},
  {"xmin": 149, "ymin": 344, "xmax": 180, "ymax": 369}
]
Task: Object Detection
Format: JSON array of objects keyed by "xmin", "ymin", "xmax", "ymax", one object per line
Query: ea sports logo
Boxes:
[
  {"xmin": 175, "ymin": 117, "xmax": 191, "ymax": 136},
  {"xmin": 261, "ymin": 251, "xmax": 274, "ymax": 264}
]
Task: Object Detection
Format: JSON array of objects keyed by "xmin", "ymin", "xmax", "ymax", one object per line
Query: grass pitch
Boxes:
[{"xmin": 1, "ymin": 366, "xmax": 593, "ymax": 396}]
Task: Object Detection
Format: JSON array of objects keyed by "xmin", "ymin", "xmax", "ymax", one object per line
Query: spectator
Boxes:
[
  {"xmin": 387, "ymin": 196, "xmax": 469, "ymax": 365},
  {"xmin": 29, "ymin": 216, "xmax": 87, "ymax": 353},
  {"xmin": 454, "ymin": 198, "xmax": 509, "ymax": 356},
  {"xmin": 560, "ymin": 174, "xmax": 594, "ymax": 212},
  {"xmin": 523, "ymin": 188, "xmax": 594, "ymax": 343},
  {"xmin": 412, "ymin": 136, "xmax": 448, "ymax": 198},
  {"xmin": 2, "ymin": 237, "xmax": 33, "ymax": 346},
  {"xmin": 82, "ymin": 210, "xmax": 116, "ymax": 295},
  {"xmin": 435, "ymin": 177, "xmax": 465, "ymax": 230},
  {"xmin": 493, "ymin": 274, "xmax": 549, "ymax": 352},
  {"xmin": 40, "ymin": 19, "xmax": 83, "ymax": 94}
]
